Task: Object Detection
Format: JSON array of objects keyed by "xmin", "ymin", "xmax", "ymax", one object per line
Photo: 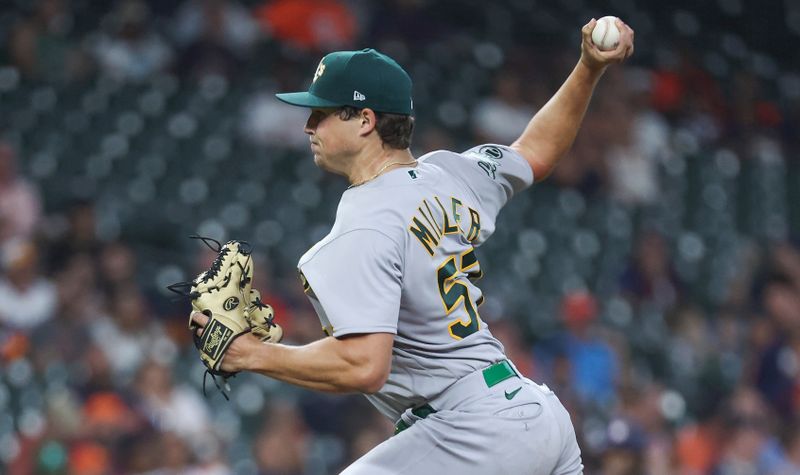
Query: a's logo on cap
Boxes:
[
  {"xmin": 353, "ymin": 91, "xmax": 366, "ymax": 101},
  {"xmin": 313, "ymin": 61, "xmax": 326, "ymax": 83}
]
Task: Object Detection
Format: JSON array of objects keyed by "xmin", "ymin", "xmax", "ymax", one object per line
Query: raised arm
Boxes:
[{"xmin": 510, "ymin": 18, "xmax": 634, "ymax": 182}]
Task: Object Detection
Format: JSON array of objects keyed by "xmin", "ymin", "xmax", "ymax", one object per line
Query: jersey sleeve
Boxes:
[
  {"xmin": 459, "ymin": 144, "xmax": 534, "ymax": 212},
  {"xmin": 298, "ymin": 229, "xmax": 402, "ymax": 337}
]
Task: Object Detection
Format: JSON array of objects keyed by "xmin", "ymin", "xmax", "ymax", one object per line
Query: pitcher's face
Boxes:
[{"xmin": 304, "ymin": 108, "xmax": 361, "ymax": 174}]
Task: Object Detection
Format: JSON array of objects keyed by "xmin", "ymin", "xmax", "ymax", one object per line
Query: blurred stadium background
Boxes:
[{"xmin": 1, "ymin": 0, "xmax": 799, "ymax": 473}]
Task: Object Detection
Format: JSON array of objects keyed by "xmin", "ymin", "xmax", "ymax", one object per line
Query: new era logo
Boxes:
[{"xmin": 353, "ymin": 91, "xmax": 366, "ymax": 101}]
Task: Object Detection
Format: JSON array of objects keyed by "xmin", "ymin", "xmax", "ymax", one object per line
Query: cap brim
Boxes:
[{"xmin": 274, "ymin": 92, "xmax": 341, "ymax": 109}]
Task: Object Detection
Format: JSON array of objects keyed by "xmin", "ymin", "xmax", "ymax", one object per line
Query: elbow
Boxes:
[
  {"xmin": 525, "ymin": 156, "xmax": 558, "ymax": 184},
  {"xmin": 336, "ymin": 332, "xmax": 393, "ymax": 394},
  {"xmin": 510, "ymin": 142, "xmax": 556, "ymax": 183},
  {"xmin": 530, "ymin": 161, "xmax": 555, "ymax": 183},
  {"xmin": 353, "ymin": 363, "xmax": 390, "ymax": 394}
]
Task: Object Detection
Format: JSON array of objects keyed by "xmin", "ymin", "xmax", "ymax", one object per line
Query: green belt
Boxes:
[{"xmin": 394, "ymin": 360, "xmax": 518, "ymax": 435}]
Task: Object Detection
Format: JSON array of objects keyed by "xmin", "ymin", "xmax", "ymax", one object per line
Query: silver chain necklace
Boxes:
[{"xmin": 347, "ymin": 160, "xmax": 417, "ymax": 189}]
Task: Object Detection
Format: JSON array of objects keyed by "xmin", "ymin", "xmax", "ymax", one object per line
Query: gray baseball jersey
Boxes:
[{"xmin": 297, "ymin": 144, "xmax": 532, "ymax": 421}]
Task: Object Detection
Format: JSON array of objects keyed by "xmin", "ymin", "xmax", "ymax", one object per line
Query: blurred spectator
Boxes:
[
  {"xmin": 550, "ymin": 129, "xmax": 606, "ymax": 196},
  {"xmin": 598, "ymin": 418, "xmax": 646, "ymax": 475},
  {"xmin": 160, "ymin": 431, "xmax": 217, "ymax": 473},
  {"xmin": 0, "ymin": 239, "xmax": 56, "ymax": 330},
  {"xmin": 711, "ymin": 387, "xmax": 785, "ymax": 475},
  {"xmin": 626, "ymin": 68, "xmax": 672, "ymax": 159},
  {"xmin": 650, "ymin": 51, "xmax": 725, "ymax": 127},
  {"xmin": 0, "ymin": 142, "xmax": 42, "ymax": 245},
  {"xmin": 132, "ymin": 361, "xmax": 213, "ymax": 450},
  {"xmin": 730, "ymin": 71, "xmax": 784, "ymax": 141},
  {"xmin": 174, "ymin": 0, "xmax": 260, "ymax": 80},
  {"xmin": 602, "ymin": 68, "xmax": 671, "ymax": 206},
  {"xmin": 782, "ymin": 98, "xmax": 800, "ymax": 156},
  {"xmin": 97, "ymin": 241, "xmax": 138, "ymax": 296},
  {"xmin": 46, "ymin": 200, "xmax": 101, "ymax": 273},
  {"xmin": 556, "ymin": 290, "xmax": 621, "ymax": 408},
  {"xmin": 78, "ymin": 344, "xmax": 117, "ymax": 396},
  {"xmin": 471, "ymin": 73, "xmax": 536, "ymax": 144},
  {"xmin": 68, "ymin": 441, "xmax": 112, "ymax": 475},
  {"xmin": 253, "ymin": 400, "xmax": 309, "ymax": 474},
  {"xmin": 161, "ymin": 431, "xmax": 194, "ymax": 472},
  {"xmin": 666, "ymin": 306, "xmax": 716, "ymax": 391},
  {"xmin": 118, "ymin": 429, "xmax": 163, "ymax": 473},
  {"xmin": 54, "ymin": 252, "xmax": 104, "ymax": 324},
  {"xmin": 44, "ymin": 388, "xmax": 84, "ymax": 440},
  {"xmin": 241, "ymin": 53, "xmax": 313, "ymax": 146},
  {"xmin": 254, "ymin": 0, "xmax": 357, "ymax": 52},
  {"xmin": 241, "ymin": 91, "xmax": 312, "ymax": 149},
  {"xmin": 89, "ymin": 284, "xmax": 177, "ymax": 382},
  {"xmin": 82, "ymin": 390, "xmax": 142, "ymax": 442},
  {"xmin": 26, "ymin": 253, "xmax": 101, "ymax": 379},
  {"xmin": 616, "ymin": 384, "xmax": 677, "ymax": 475},
  {"xmin": 768, "ymin": 242, "xmax": 800, "ymax": 290},
  {"xmin": 722, "ymin": 241, "xmax": 762, "ymax": 311},
  {"xmin": 8, "ymin": 0, "xmax": 91, "ymax": 82},
  {"xmin": 774, "ymin": 424, "xmax": 800, "ymax": 475},
  {"xmin": 676, "ymin": 414, "xmax": 724, "ymax": 475},
  {"xmin": 603, "ymin": 102, "xmax": 662, "ymax": 207},
  {"xmin": 753, "ymin": 271, "xmax": 800, "ymax": 418},
  {"xmin": 620, "ymin": 230, "xmax": 683, "ymax": 311},
  {"xmin": 175, "ymin": 0, "xmax": 259, "ymax": 51},
  {"xmin": 91, "ymin": 0, "xmax": 173, "ymax": 81}
]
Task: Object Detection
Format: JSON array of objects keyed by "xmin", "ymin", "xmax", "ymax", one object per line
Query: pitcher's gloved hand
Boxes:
[{"xmin": 168, "ymin": 237, "xmax": 253, "ymax": 378}]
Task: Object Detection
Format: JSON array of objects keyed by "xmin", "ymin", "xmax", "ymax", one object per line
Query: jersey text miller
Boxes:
[{"xmin": 408, "ymin": 196, "xmax": 480, "ymax": 256}]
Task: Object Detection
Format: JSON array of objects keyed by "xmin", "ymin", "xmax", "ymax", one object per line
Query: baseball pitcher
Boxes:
[{"xmin": 190, "ymin": 18, "xmax": 634, "ymax": 474}]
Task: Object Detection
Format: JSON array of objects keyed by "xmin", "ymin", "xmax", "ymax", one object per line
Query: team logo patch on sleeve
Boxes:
[
  {"xmin": 478, "ymin": 158, "xmax": 498, "ymax": 180},
  {"xmin": 478, "ymin": 145, "xmax": 504, "ymax": 160},
  {"xmin": 465, "ymin": 146, "xmax": 504, "ymax": 180}
]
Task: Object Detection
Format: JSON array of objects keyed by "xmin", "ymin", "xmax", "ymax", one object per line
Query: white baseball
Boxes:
[{"xmin": 591, "ymin": 16, "xmax": 621, "ymax": 51}]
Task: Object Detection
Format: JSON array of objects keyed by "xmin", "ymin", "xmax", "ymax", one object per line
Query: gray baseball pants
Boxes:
[{"xmin": 340, "ymin": 365, "xmax": 583, "ymax": 475}]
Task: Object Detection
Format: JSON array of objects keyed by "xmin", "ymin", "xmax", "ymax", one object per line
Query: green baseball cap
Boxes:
[{"xmin": 275, "ymin": 48, "xmax": 413, "ymax": 115}]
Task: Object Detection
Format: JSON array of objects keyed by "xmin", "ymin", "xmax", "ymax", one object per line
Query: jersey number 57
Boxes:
[{"xmin": 437, "ymin": 248, "xmax": 483, "ymax": 340}]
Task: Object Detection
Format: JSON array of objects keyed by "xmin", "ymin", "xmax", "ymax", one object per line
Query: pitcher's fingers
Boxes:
[{"xmin": 191, "ymin": 311, "xmax": 210, "ymax": 328}]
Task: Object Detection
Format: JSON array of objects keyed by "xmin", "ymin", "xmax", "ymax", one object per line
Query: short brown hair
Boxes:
[{"xmin": 336, "ymin": 107, "xmax": 414, "ymax": 150}]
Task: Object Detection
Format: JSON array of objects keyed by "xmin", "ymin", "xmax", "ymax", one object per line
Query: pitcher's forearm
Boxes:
[{"xmin": 236, "ymin": 333, "xmax": 393, "ymax": 394}]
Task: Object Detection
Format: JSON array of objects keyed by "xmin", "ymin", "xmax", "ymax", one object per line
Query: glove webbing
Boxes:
[{"xmin": 165, "ymin": 235, "xmax": 253, "ymax": 301}]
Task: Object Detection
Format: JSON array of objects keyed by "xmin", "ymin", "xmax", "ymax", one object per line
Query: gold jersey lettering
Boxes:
[
  {"xmin": 435, "ymin": 197, "xmax": 459, "ymax": 235},
  {"xmin": 409, "ymin": 196, "xmax": 480, "ymax": 255},
  {"xmin": 466, "ymin": 208, "xmax": 481, "ymax": 242},
  {"xmin": 409, "ymin": 216, "xmax": 439, "ymax": 256}
]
